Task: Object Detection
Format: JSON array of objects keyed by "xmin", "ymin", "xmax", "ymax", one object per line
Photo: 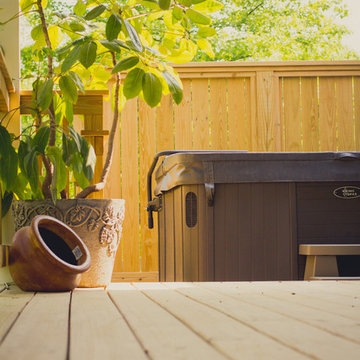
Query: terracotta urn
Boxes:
[{"xmin": 9, "ymin": 215, "xmax": 91, "ymax": 291}]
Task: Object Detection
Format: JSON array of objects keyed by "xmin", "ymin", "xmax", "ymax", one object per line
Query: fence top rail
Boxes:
[{"xmin": 173, "ymin": 60, "xmax": 360, "ymax": 75}]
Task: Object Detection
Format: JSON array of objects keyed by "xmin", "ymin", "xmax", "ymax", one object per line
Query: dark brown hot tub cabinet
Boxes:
[{"xmin": 147, "ymin": 151, "xmax": 360, "ymax": 282}]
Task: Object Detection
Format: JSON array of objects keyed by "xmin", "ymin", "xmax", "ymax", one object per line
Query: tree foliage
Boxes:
[{"xmin": 194, "ymin": 0, "xmax": 358, "ymax": 61}]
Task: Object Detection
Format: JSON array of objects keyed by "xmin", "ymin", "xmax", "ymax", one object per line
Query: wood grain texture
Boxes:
[
  {"xmin": 319, "ymin": 77, "xmax": 337, "ymax": 151},
  {"xmin": 116, "ymin": 98, "xmax": 139, "ymax": 273},
  {"xmin": 70, "ymin": 290, "xmax": 146, "ymax": 359},
  {"xmin": 137, "ymin": 283, "xmax": 308, "ymax": 359},
  {"xmin": 174, "ymin": 79, "xmax": 192, "ymax": 149},
  {"xmin": 255, "ymin": 71, "xmax": 276, "ymax": 151},
  {"xmin": 139, "ymin": 100, "xmax": 157, "ymax": 272},
  {"xmin": 336, "ymin": 77, "xmax": 355, "ymax": 150},
  {"xmin": 0, "ymin": 288, "xmax": 34, "ymax": 341},
  {"xmin": 283, "ymin": 78, "xmax": 301, "ymax": 151},
  {"xmin": 156, "ymin": 95, "xmax": 174, "ymax": 152},
  {"xmin": 228, "ymin": 78, "xmax": 248, "ymax": 150},
  {"xmin": 209, "ymin": 78, "xmax": 227, "ymax": 150},
  {"xmin": 192, "ymin": 79, "xmax": 210, "ymax": 150},
  {"xmin": 0, "ymin": 292, "xmax": 70, "ymax": 360},
  {"xmin": 301, "ymin": 77, "xmax": 320, "ymax": 151},
  {"xmin": 109, "ymin": 283, "xmax": 225, "ymax": 360},
  {"xmin": 355, "ymin": 77, "xmax": 360, "ymax": 150}
]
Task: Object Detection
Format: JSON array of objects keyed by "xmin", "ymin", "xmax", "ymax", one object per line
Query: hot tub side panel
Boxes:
[{"xmin": 159, "ymin": 182, "xmax": 298, "ymax": 282}]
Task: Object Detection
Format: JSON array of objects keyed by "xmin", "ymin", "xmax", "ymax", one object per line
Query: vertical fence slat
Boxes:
[
  {"xmin": 139, "ymin": 101, "xmax": 157, "ymax": 272},
  {"xmin": 336, "ymin": 77, "xmax": 355, "ymax": 151},
  {"xmin": 210, "ymin": 78, "xmax": 227, "ymax": 150},
  {"xmin": 115, "ymin": 98, "xmax": 139, "ymax": 273},
  {"xmin": 174, "ymin": 79, "xmax": 192, "ymax": 149},
  {"xmin": 302, "ymin": 78, "xmax": 320, "ymax": 152},
  {"xmin": 255, "ymin": 71, "xmax": 276, "ymax": 151},
  {"xmin": 157, "ymin": 95, "xmax": 174, "ymax": 152},
  {"xmin": 283, "ymin": 78, "xmax": 301, "ymax": 151},
  {"xmin": 228, "ymin": 78, "xmax": 247, "ymax": 150},
  {"xmin": 192, "ymin": 79, "xmax": 210, "ymax": 150},
  {"xmin": 355, "ymin": 77, "xmax": 360, "ymax": 150},
  {"xmin": 319, "ymin": 78, "xmax": 337, "ymax": 151},
  {"xmin": 104, "ymin": 83, "xmax": 121, "ymax": 200}
]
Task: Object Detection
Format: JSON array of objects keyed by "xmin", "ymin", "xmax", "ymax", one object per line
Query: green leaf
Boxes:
[
  {"xmin": 193, "ymin": 0, "xmax": 223, "ymax": 13},
  {"xmin": 173, "ymin": 6, "xmax": 183, "ymax": 21},
  {"xmin": 162, "ymin": 71, "xmax": 183, "ymax": 104},
  {"xmin": 18, "ymin": 140, "xmax": 28, "ymax": 174},
  {"xmin": 71, "ymin": 152, "xmax": 83, "ymax": 175},
  {"xmin": 122, "ymin": 19, "xmax": 143, "ymax": 52},
  {"xmin": 0, "ymin": 125, "xmax": 17, "ymax": 192},
  {"xmin": 177, "ymin": 0, "xmax": 192, "ymax": 6},
  {"xmin": 68, "ymin": 71, "xmax": 85, "ymax": 93},
  {"xmin": 1, "ymin": 191, "xmax": 13, "ymax": 218},
  {"xmin": 186, "ymin": 8, "xmax": 211, "ymax": 25},
  {"xmin": 59, "ymin": 75, "xmax": 78, "ymax": 104},
  {"xmin": 84, "ymin": 5, "xmax": 106, "ymax": 20},
  {"xmin": 68, "ymin": 127, "xmax": 82, "ymax": 153},
  {"xmin": 31, "ymin": 126, "xmax": 50, "ymax": 154},
  {"xmin": 65, "ymin": 101, "xmax": 74, "ymax": 126},
  {"xmin": 191, "ymin": 0, "xmax": 206, "ymax": 3},
  {"xmin": 61, "ymin": 46, "xmax": 81, "ymax": 73},
  {"xmin": 197, "ymin": 26, "xmax": 216, "ymax": 38},
  {"xmin": 197, "ymin": 38, "xmax": 215, "ymax": 57},
  {"xmin": 82, "ymin": 142, "xmax": 96, "ymax": 182},
  {"xmin": 79, "ymin": 41, "xmax": 97, "ymax": 69},
  {"xmin": 159, "ymin": 0, "xmax": 171, "ymax": 10},
  {"xmin": 31, "ymin": 24, "xmax": 44, "ymax": 42},
  {"xmin": 62, "ymin": 134, "xmax": 72, "ymax": 166},
  {"xmin": 142, "ymin": 73, "xmax": 162, "ymax": 107},
  {"xmin": 99, "ymin": 39, "xmax": 121, "ymax": 53},
  {"xmin": 69, "ymin": 21, "xmax": 86, "ymax": 32},
  {"xmin": 20, "ymin": 0, "xmax": 34, "ymax": 11},
  {"xmin": 123, "ymin": 68, "xmax": 145, "ymax": 99},
  {"xmin": 106, "ymin": 14, "xmax": 122, "ymax": 41},
  {"xmin": 142, "ymin": 0, "xmax": 160, "ymax": 10},
  {"xmin": 37, "ymin": 79, "xmax": 53, "ymax": 111},
  {"xmin": 24, "ymin": 149, "xmax": 39, "ymax": 193},
  {"xmin": 112, "ymin": 56, "xmax": 139, "ymax": 74},
  {"xmin": 74, "ymin": 0, "xmax": 87, "ymax": 17}
]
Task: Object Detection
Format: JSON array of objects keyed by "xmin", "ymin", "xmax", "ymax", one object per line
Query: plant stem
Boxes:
[
  {"xmin": 76, "ymin": 53, "xmax": 120, "ymax": 199},
  {"xmin": 37, "ymin": 0, "xmax": 56, "ymax": 198}
]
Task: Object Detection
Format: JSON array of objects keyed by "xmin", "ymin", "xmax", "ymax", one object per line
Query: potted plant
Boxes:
[{"xmin": 0, "ymin": 0, "xmax": 220, "ymax": 286}]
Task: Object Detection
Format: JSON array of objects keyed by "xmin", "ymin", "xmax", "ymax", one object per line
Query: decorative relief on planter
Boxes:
[
  {"xmin": 12, "ymin": 203, "xmax": 64, "ymax": 230},
  {"xmin": 11, "ymin": 201, "xmax": 125, "ymax": 258}
]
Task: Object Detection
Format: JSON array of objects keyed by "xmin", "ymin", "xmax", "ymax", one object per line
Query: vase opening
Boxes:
[
  {"xmin": 38, "ymin": 226, "xmax": 78, "ymax": 266},
  {"xmin": 32, "ymin": 215, "xmax": 90, "ymax": 269}
]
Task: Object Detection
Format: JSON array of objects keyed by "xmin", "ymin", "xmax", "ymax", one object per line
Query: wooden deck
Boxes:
[{"xmin": 0, "ymin": 281, "xmax": 359, "ymax": 359}]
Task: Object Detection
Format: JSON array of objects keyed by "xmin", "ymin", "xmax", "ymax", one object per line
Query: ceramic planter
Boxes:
[
  {"xmin": 8, "ymin": 199, "xmax": 125, "ymax": 287},
  {"xmin": 9, "ymin": 215, "xmax": 91, "ymax": 291}
]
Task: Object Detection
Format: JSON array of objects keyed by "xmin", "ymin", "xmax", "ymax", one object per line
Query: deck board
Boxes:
[
  {"xmin": 0, "ymin": 281, "xmax": 359, "ymax": 359},
  {"xmin": 70, "ymin": 289, "xmax": 147, "ymax": 360},
  {"xmin": 133, "ymin": 283, "xmax": 308, "ymax": 359},
  {"xmin": 108, "ymin": 283, "xmax": 224, "ymax": 359},
  {"xmin": 0, "ymin": 292, "xmax": 70, "ymax": 360}
]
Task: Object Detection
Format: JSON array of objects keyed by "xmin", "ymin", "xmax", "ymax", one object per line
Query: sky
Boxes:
[{"xmin": 341, "ymin": 0, "xmax": 360, "ymax": 55}]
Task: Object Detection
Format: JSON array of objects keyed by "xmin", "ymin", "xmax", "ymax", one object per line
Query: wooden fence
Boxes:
[
  {"xmin": 12, "ymin": 61, "xmax": 360, "ymax": 280},
  {"xmin": 99, "ymin": 61, "xmax": 360, "ymax": 281}
]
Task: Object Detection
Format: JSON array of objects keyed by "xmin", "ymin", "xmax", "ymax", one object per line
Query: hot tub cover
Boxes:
[{"xmin": 154, "ymin": 151, "xmax": 360, "ymax": 195}]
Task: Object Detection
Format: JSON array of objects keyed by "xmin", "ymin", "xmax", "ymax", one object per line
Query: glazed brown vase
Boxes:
[{"xmin": 9, "ymin": 215, "xmax": 91, "ymax": 292}]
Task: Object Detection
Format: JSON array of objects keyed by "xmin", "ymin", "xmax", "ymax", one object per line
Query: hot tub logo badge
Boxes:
[{"xmin": 333, "ymin": 186, "xmax": 360, "ymax": 199}]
